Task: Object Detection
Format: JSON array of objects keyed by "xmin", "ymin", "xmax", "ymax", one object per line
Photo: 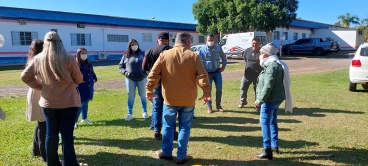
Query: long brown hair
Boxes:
[
  {"xmin": 25, "ymin": 39, "xmax": 44, "ymax": 67},
  {"xmin": 124, "ymin": 39, "xmax": 141, "ymax": 58}
]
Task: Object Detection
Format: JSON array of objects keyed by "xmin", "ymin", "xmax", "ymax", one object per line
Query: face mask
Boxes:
[
  {"xmin": 131, "ymin": 45, "xmax": 138, "ymax": 51},
  {"xmin": 259, "ymin": 55, "xmax": 265, "ymax": 67},
  {"xmin": 80, "ymin": 54, "xmax": 88, "ymax": 60},
  {"xmin": 207, "ymin": 41, "xmax": 214, "ymax": 47}
]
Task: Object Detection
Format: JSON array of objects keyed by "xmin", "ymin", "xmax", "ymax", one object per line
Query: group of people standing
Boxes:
[
  {"xmin": 21, "ymin": 31, "xmax": 95, "ymax": 166},
  {"xmin": 20, "ymin": 30, "xmax": 291, "ymax": 165}
]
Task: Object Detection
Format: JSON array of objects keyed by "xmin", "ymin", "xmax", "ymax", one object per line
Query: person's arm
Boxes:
[
  {"xmin": 255, "ymin": 64, "xmax": 277, "ymax": 104},
  {"xmin": 197, "ymin": 48, "xmax": 207, "ymax": 70},
  {"xmin": 119, "ymin": 55, "xmax": 129, "ymax": 76},
  {"xmin": 21, "ymin": 59, "xmax": 42, "ymax": 90},
  {"xmin": 146, "ymin": 52, "xmax": 163, "ymax": 102},
  {"xmin": 70, "ymin": 57, "xmax": 83, "ymax": 84},
  {"xmin": 91, "ymin": 64, "xmax": 97, "ymax": 83},
  {"xmin": 194, "ymin": 53, "xmax": 211, "ymax": 104},
  {"xmin": 142, "ymin": 49, "xmax": 150, "ymax": 71},
  {"xmin": 219, "ymin": 46, "xmax": 227, "ymax": 69}
]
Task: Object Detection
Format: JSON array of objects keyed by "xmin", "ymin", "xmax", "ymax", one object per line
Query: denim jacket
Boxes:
[{"xmin": 198, "ymin": 44, "xmax": 227, "ymax": 73}]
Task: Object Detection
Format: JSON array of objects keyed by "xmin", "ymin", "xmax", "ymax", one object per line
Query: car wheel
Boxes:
[
  {"xmin": 349, "ymin": 81, "xmax": 357, "ymax": 92},
  {"xmin": 313, "ymin": 48, "xmax": 325, "ymax": 56}
]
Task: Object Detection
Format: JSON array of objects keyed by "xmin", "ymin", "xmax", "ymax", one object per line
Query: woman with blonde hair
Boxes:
[
  {"xmin": 25, "ymin": 39, "xmax": 46, "ymax": 162},
  {"xmin": 21, "ymin": 31, "xmax": 84, "ymax": 166}
]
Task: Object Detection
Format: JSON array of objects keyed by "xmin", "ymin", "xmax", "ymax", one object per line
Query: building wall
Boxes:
[
  {"xmin": 0, "ymin": 19, "xmax": 206, "ymax": 66},
  {"xmin": 271, "ymin": 27, "xmax": 312, "ymax": 48},
  {"xmin": 313, "ymin": 29, "xmax": 364, "ymax": 50}
]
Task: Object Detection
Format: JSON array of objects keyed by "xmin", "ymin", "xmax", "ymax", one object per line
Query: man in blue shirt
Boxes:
[{"xmin": 198, "ymin": 34, "xmax": 227, "ymax": 113}]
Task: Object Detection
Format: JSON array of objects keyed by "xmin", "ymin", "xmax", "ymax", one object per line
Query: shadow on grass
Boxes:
[
  {"xmin": 90, "ymin": 118, "xmax": 151, "ymax": 128},
  {"xmin": 190, "ymin": 135, "xmax": 318, "ymax": 149},
  {"xmin": 74, "ymin": 137, "xmax": 161, "ymax": 151}
]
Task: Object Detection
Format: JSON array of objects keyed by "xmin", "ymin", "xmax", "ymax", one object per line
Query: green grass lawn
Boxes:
[{"xmin": 1, "ymin": 67, "xmax": 368, "ymax": 165}]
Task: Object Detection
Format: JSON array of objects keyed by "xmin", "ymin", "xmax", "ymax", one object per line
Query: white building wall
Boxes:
[
  {"xmin": 272, "ymin": 27, "xmax": 312, "ymax": 48},
  {"xmin": 312, "ymin": 29, "xmax": 363, "ymax": 50}
]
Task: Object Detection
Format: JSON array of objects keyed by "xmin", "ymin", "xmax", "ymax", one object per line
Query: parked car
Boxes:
[
  {"xmin": 349, "ymin": 43, "xmax": 368, "ymax": 92},
  {"xmin": 282, "ymin": 38, "xmax": 339, "ymax": 56},
  {"xmin": 190, "ymin": 45, "xmax": 205, "ymax": 54}
]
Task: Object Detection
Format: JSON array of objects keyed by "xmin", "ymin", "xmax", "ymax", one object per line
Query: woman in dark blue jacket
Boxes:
[{"xmin": 75, "ymin": 48, "xmax": 97, "ymax": 127}]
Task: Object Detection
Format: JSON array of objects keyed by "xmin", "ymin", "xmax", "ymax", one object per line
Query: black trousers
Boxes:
[{"xmin": 33, "ymin": 121, "xmax": 46, "ymax": 162}]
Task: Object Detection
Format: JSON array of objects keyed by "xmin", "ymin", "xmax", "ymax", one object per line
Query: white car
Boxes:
[
  {"xmin": 349, "ymin": 43, "xmax": 368, "ymax": 91},
  {"xmin": 190, "ymin": 45, "xmax": 205, "ymax": 54}
]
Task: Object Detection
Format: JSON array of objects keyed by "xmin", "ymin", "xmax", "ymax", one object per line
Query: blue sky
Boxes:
[{"xmin": 0, "ymin": 0, "xmax": 367, "ymax": 26}]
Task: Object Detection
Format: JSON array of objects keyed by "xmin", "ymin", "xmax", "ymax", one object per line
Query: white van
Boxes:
[{"xmin": 219, "ymin": 32, "xmax": 268, "ymax": 58}]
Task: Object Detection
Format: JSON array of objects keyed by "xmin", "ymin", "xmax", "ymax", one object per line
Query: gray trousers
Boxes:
[{"xmin": 240, "ymin": 75, "xmax": 257, "ymax": 104}]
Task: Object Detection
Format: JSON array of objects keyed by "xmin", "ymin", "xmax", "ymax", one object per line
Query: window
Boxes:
[
  {"xmin": 11, "ymin": 31, "xmax": 38, "ymax": 46},
  {"xmin": 293, "ymin": 32, "xmax": 298, "ymax": 40},
  {"xmin": 107, "ymin": 34, "xmax": 129, "ymax": 42},
  {"xmin": 142, "ymin": 33, "xmax": 152, "ymax": 42},
  {"xmin": 71, "ymin": 33, "xmax": 91, "ymax": 46},
  {"xmin": 282, "ymin": 32, "xmax": 288, "ymax": 40},
  {"xmin": 302, "ymin": 33, "xmax": 306, "ymax": 39},
  {"xmin": 198, "ymin": 36, "xmax": 205, "ymax": 43},
  {"xmin": 273, "ymin": 31, "xmax": 280, "ymax": 40},
  {"xmin": 51, "ymin": 29, "xmax": 58, "ymax": 33},
  {"xmin": 304, "ymin": 39, "xmax": 312, "ymax": 44}
]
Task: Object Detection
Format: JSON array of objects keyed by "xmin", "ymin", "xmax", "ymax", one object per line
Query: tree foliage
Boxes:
[
  {"xmin": 336, "ymin": 13, "xmax": 360, "ymax": 28},
  {"xmin": 192, "ymin": 0, "xmax": 299, "ymax": 34}
]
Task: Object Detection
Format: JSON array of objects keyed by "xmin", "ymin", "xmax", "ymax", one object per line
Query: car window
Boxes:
[
  {"xmin": 360, "ymin": 47, "xmax": 368, "ymax": 56},
  {"xmin": 304, "ymin": 39, "xmax": 312, "ymax": 44},
  {"xmin": 219, "ymin": 39, "xmax": 227, "ymax": 46},
  {"xmin": 190, "ymin": 47, "xmax": 196, "ymax": 51},
  {"xmin": 294, "ymin": 39, "xmax": 303, "ymax": 45}
]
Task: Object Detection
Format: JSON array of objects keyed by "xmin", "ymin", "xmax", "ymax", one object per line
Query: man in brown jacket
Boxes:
[{"xmin": 146, "ymin": 32, "xmax": 211, "ymax": 164}]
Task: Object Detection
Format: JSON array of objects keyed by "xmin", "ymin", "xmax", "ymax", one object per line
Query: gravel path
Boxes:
[{"xmin": 0, "ymin": 54, "xmax": 353, "ymax": 96}]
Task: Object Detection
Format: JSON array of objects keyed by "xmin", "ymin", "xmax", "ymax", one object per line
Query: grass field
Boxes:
[{"xmin": 1, "ymin": 65, "xmax": 368, "ymax": 165}]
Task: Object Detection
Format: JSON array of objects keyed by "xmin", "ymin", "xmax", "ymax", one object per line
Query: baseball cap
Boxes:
[{"xmin": 158, "ymin": 32, "xmax": 169, "ymax": 40}]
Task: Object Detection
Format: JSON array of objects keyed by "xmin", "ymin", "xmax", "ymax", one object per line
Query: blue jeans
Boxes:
[
  {"xmin": 125, "ymin": 78, "xmax": 147, "ymax": 115},
  {"xmin": 150, "ymin": 87, "xmax": 164, "ymax": 132},
  {"xmin": 259, "ymin": 101, "xmax": 283, "ymax": 149},
  {"xmin": 43, "ymin": 107, "xmax": 79, "ymax": 166},
  {"xmin": 161, "ymin": 104, "xmax": 194, "ymax": 160},
  {"xmin": 75, "ymin": 101, "xmax": 89, "ymax": 122},
  {"xmin": 207, "ymin": 72, "xmax": 222, "ymax": 108}
]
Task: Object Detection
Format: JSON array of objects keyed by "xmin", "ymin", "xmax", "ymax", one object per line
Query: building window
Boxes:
[
  {"xmin": 282, "ymin": 32, "xmax": 288, "ymax": 40},
  {"xmin": 302, "ymin": 33, "xmax": 306, "ymax": 39},
  {"xmin": 11, "ymin": 31, "xmax": 38, "ymax": 46},
  {"xmin": 142, "ymin": 33, "xmax": 152, "ymax": 42},
  {"xmin": 198, "ymin": 36, "xmax": 205, "ymax": 43},
  {"xmin": 51, "ymin": 29, "xmax": 58, "ymax": 33},
  {"xmin": 71, "ymin": 33, "xmax": 91, "ymax": 46},
  {"xmin": 273, "ymin": 31, "xmax": 280, "ymax": 40},
  {"xmin": 293, "ymin": 32, "xmax": 298, "ymax": 40},
  {"xmin": 107, "ymin": 34, "xmax": 129, "ymax": 42}
]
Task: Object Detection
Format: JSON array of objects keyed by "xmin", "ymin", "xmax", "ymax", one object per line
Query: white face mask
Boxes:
[
  {"xmin": 80, "ymin": 54, "xmax": 88, "ymax": 60},
  {"xmin": 131, "ymin": 45, "xmax": 138, "ymax": 51},
  {"xmin": 259, "ymin": 55, "xmax": 265, "ymax": 67},
  {"xmin": 207, "ymin": 41, "xmax": 214, "ymax": 47}
]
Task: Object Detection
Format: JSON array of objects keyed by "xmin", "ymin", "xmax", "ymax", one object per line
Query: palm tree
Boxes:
[
  {"xmin": 337, "ymin": 13, "xmax": 360, "ymax": 28},
  {"xmin": 361, "ymin": 15, "xmax": 368, "ymax": 26}
]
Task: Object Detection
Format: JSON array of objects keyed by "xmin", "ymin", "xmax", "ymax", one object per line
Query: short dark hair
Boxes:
[
  {"xmin": 207, "ymin": 34, "xmax": 215, "ymax": 38},
  {"xmin": 252, "ymin": 37, "xmax": 261, "ymax": 43}
]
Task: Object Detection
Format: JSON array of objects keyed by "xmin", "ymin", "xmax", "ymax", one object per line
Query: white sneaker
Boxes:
[
  {"xmin": 125, "ymin": 114, "xmax": 133, "ymax": 121},
  {"xmin": 142, "ymin": 112, "xmax": 149, "ymax": 119},
  {"xmin": 81, "ymin": 119, "xmax": 92, "ymax": 123},
  {"xmin": 74, "ymin": 123, "xmax": 77, "ymax": 128}
]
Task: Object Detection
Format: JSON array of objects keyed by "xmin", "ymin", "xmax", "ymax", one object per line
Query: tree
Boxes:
[
  {"xmin": 192, "ymin": 0, "xmax": 299, "ymax": 35},
  {"xmin": 334, "ymin": 21, "xmax": 342, "ymax": 27},
  {"xmin": 337, "ymin": 13, "xmax": 360, "ymax": 28}
]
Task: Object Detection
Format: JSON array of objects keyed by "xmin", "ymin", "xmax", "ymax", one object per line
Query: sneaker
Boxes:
[
  {"xmin": 81, "ymin": 119, "xmax": 92, "ymax": 123},
  {"xmin": 207, "ymin": 107, "xmax": 213, "ymax": 113},
  {"xmin": 142, "ymin": 112, "xmax": 149, "ymax": 119},
  {"xmin": 154, "ymin": 132, "xmax": 162, "ymax": 140},
  {"xmin": 125, "ymin": 114, "xmax": 133, "ymax": 121},
  {"xmin": 74, "ymin": 123, "xmax": 78, "ymax": 128},
  {"xmin": 238, "ymin": 102, "xmax": 248, "ymax": 108},
  {"xmin": 217, "ymin": 106, "xmax": 224, "ymax": 112}
]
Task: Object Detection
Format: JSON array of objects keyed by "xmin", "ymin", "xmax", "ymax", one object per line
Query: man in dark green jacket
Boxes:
[{"xmin": 255, "ymin": 43, "xmax": 287, "ymax": 160}]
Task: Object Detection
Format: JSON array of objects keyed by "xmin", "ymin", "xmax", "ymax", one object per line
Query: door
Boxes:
[
  {"xmin": 291, "ymin": 39, "xmax": 304, "ymax": 53},
  {"xmin": 302, "ymin": 39, "xmax": 314, "ymax": 52}
]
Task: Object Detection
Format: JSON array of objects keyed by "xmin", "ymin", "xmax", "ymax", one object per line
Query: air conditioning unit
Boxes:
[
  {"xmin": 19, "ymin": 19, "xmax": 27, "ymax": 25},
  {"xmin": 98, "ymin": 52, "xmax": 107, "ymax": 60},
  {"xmin": 169, "ymin": 32, "xmax": 177, "ymax": 39},
  {"xmin": 77, "ymin": 23, "xmax": 85, "ymax": 28}
]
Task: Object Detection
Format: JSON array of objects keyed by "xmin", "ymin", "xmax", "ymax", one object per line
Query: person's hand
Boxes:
[
  {"xmin": 198, "ymin": 94, "xmax": 211, "ymax": 105},
  {"xmin": 146, "ymin": 92, "xmax": 157, "ymax": 103},
  {"xmin": 254, "ymin": 101, "xmax": 260, "ymax": 107},
  {"xmin": 93, "ymin": 79, "xmax": 96, "ymax": 83},
  {"xmin": 219, "ymin": 68, "xmax": 225, "ymax": 72},
  {"xmin": 125, "ymin": 72, "xmax": 130, "ymax": 76}
]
